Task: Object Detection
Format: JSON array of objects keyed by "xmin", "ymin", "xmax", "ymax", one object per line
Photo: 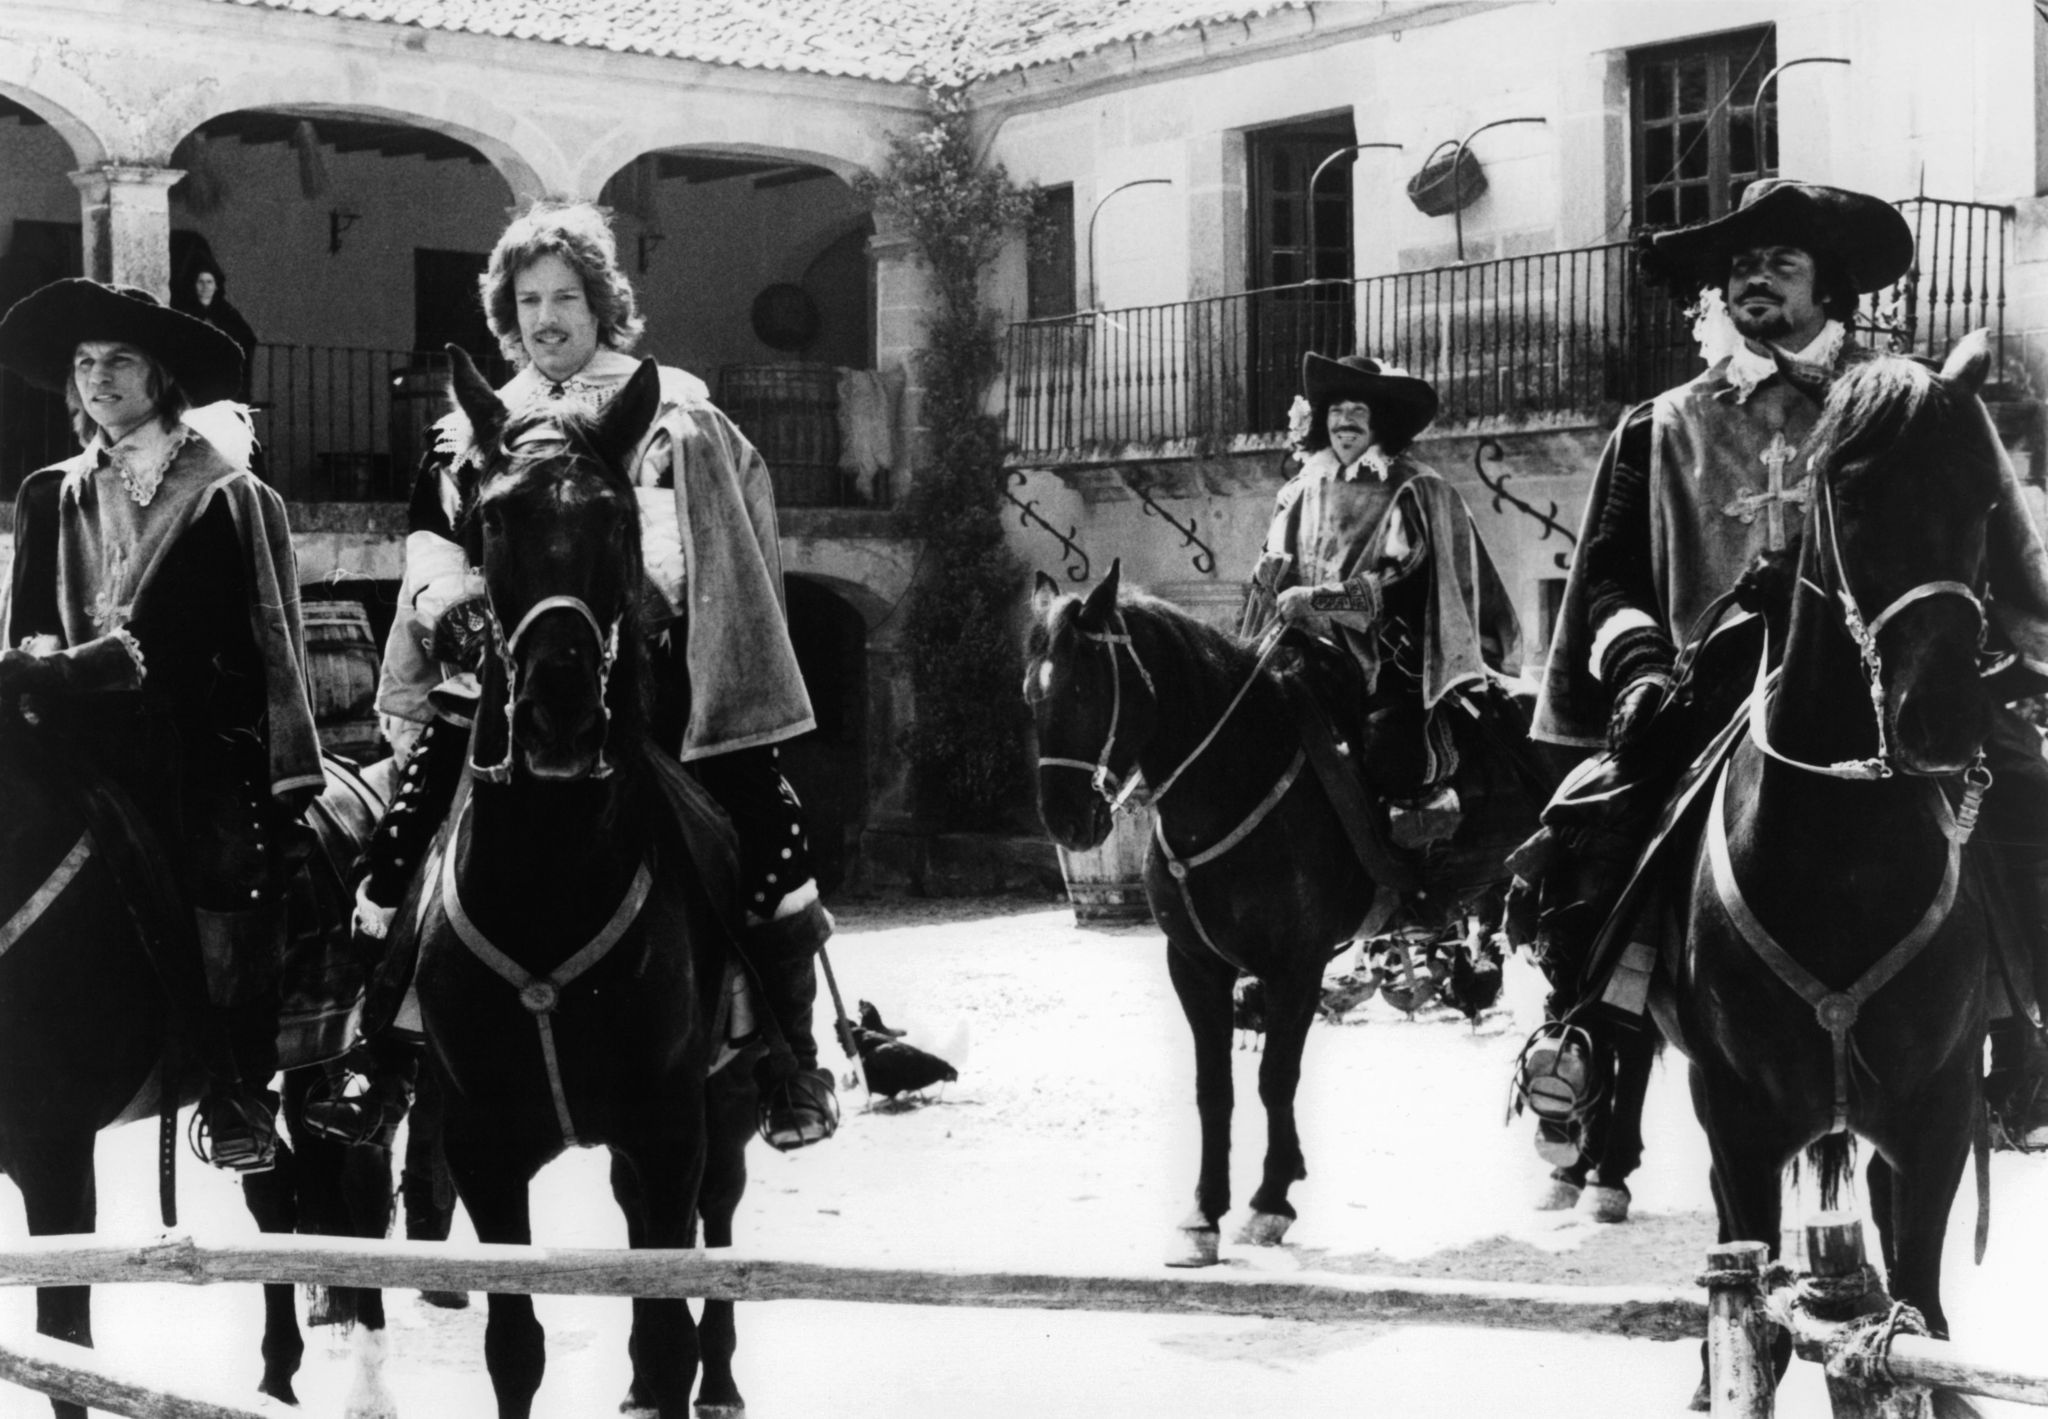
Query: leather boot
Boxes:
[
  {"xmin": 303, "ymin": 1029, "xmax": 422, "ymax": 1148},
  {"xmin": 190, "ymin": 907, "xmax": 282, "ymax": 1173},
  {"xmin": 745, "ymin": 898, "xmax": 838, "ymax": 1151}
]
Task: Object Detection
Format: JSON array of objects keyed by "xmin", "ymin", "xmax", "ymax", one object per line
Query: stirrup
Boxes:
[
  {"xmin": 1510, "ymin": 1020, "xmax": 1606, "ymax": 1124},
  {"xmin": 190, "ymin": 1089, "xmax": 278, "ymax": 1174},
  {"xmin": 759, "ymin": 1067, "xmax": 839, "ymax": 1152},
  {"xmin": 303, "ymin": 1070, "xmax": 408, "ymax": 1149}
]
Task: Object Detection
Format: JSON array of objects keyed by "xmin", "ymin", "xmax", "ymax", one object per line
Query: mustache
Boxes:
[
  {"xmin": 1331, "ymin": 423, "xmax": 1369, "ymax": 435},
  {"xmin": 1733, "ymin": 285, "xmax": 1783, "ymax": 303}
]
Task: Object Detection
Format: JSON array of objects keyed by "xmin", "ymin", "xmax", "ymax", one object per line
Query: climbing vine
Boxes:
[{"xmin": 858, "ymin": 91, "xmax": 1037, "ymax": 826}]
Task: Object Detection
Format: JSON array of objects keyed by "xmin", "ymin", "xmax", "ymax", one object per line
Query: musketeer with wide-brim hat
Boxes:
[
  {"xmin": 1243, "ymin": 350, "xmax": 1519, "ymax": 849},
  {"xmin": 0, "ymin": 278, "xmax": 322, "ymax": 1173},
  {"xmin": 1511, "ymin": 176, "xmax": 2048, "ymax": 1175}
]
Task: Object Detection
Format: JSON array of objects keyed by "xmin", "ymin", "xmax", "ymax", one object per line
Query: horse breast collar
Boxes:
[
  {"xmin": 1706, "ymin": 756, "xmax": 1985, "ymax": 1135},
  {"xmin": 440, "ymin": 802, "xmax": 652, "ymax": 1146}
]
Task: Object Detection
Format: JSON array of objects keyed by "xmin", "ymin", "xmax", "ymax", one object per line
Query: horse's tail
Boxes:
[{"xmin": 1799, "ymin": 1133, "xmax": 1858, "ymax": 1213}]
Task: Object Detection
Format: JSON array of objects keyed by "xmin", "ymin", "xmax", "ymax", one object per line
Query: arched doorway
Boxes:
[{"xmin": 781, "ymin": 575, "xmax": 869, "ymax": 893}]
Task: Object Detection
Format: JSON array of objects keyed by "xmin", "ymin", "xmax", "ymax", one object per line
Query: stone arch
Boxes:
[
  {"xmin": 576, "ymin": 137, "xmax": 878, "ymax": 203},
  {"xmin": 0, "ymin": 80, "xmax": 110, "ymax": 169},
  {"xmin": 174, "ymin": 100, "xmax": 551, "ymax": 203}
]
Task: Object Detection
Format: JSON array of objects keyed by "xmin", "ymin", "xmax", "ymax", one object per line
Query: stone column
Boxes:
[
  {"xmin": 867, "ymin": 215, "xmax": 930, "ymax": 505},
  {"xmin": 68, "ymin": 165, "xmax": 182, "ymax": 301}
]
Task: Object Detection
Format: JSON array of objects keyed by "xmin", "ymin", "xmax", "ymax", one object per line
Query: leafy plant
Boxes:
[{"xmin": 859, "ymin": 91, "xmax": 1036, "ymax": 826}]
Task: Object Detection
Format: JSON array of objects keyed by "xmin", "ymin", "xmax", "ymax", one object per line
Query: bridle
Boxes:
[
  {"xmin": 469, "ymin": 430, "xmax": 628, "ymax": 785},
  {"xmin": 1749, "ymin": 460, "xmax": 1987, "ymax": 784},
  {"xmin": 1031, "ymin": 608, "xmax": 1276, "ymax": 816}
]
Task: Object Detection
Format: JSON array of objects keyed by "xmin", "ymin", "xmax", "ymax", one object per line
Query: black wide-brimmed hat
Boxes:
[
  {"xmin": 1640, "ymin": 179, "xmax": 1914, "ymax": 296},
  {"xmin": 1302, "ymin": 353, "xmax": 1439, "ymax": 452},
  {"xmin": 0, "ymin": 278, "xmax": 245, "ymax": 404}
]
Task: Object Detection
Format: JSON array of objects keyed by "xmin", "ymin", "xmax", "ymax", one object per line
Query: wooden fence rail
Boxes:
[
  {"xmin": 0, "ymin": 1328, "xmax": 294, "ymax": 1419},
  {"xmin": 0, "ymin": 1231, "xmax": 1705, "ymax": 1339},
  {"xmin": 1704, "ymin": 1219, "xmax": 2048, "ymax": 1416}
]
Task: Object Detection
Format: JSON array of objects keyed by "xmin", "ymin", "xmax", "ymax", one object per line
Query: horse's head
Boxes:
[
  {"xmin": 1803, "ymin": 332, "xmax": 2002, "ymax": 776},
  {"xmin": 448, "ymin": 345, "xmax": 654, "ymax": 782},
  {"xmin": 1025, "ymin": 559, "xmax": 1157, "ymax": 851}
]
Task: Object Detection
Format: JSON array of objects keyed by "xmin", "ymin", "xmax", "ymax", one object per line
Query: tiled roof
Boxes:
[{"xmin": 206, "ymin": 0, "xmax": 1316, "ymax": 83}]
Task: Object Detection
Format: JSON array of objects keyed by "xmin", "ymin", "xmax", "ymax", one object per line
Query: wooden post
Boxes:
[
  {"xmin": 1800, "ymin": 1216, "xmax": 1929, "ymax": 1419},
  {"xmin": 1704, "ymin": 1240, "xmax": 1774, "ymax": 1418}
]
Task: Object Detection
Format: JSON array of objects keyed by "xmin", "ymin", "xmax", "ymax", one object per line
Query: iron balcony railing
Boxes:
[{"xmin": 1002, "ymin": 195, "xmax": 2012, "ymax": 461}]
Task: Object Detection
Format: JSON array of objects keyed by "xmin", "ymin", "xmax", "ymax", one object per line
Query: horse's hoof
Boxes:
[
  {"xmin": 694, "ymin": 1405, "xmax": 746, "ymax": 1419},
  {"xmin": 1164, "ymin": 1226, "xmax": 1221, "ymax": 1267},
  {"xmin": 1581, "ymin": 1184, "xmax": 1631, "ymax": 1224},
  {"xmin": 1233, "ymin": 1211, "xmax": 1293, "ymax": 1246},
  {"xmin": 1687, "ymin": 1375, "xmax": 1711, "ymax": 1412},
  {"xmin": 1533, "ymin": 1177, "xmax": 1582, "ymax": 1211},
  {"xmin": 417, "ymin": 1289, "xmax": 469, "ymax": 1310}
]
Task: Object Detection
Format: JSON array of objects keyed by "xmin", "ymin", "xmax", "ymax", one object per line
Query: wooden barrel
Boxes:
[
  {"xmin": 1056, "ymin": 806, "xmax": 1156, "ymax": 923},
  {"xmin": 301, "ymin": 596, "xmax": 381, "ymax": 759},
  {"xmin": 717, "ymin": 362, "xmax": 842, "ymax": 506}
]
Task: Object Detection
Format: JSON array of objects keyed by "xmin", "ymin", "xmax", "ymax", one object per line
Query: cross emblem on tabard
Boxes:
[{"xmin": 1721, "ymin": 430, "xmax": 1808, "ymax": 550}]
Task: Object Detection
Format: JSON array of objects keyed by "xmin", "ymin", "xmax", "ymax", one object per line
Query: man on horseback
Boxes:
[
  {"xmin": 307, "ymin": 201, "xmax": 839, "ymax": 1153},
  {"xmin": 0, "ymin": 279, "xmax": 325, "ymax": 1173},
  {"xmin": 1241, "ymin": 354, "xmax": 1519, "ymax": 849},
  {"xmin": 1514, "ymin": 178, "xmax": 2048, "ymax": 1167}
]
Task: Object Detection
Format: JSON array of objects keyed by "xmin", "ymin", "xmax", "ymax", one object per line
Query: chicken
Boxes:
[
  {"xmin": 857, "ymin": 999, "xmax": 907, "ymax": 1038},
  {"xmin": 1231, "ymin": 973, "xmax": 1266, "ymax": 1050},
  {"xmin": 1316, "ymin": 968, "xmax": 1377, "ymax": 1024},
  {"xmin": 851, "ymin": 1025, "xmax": 959, "ymax": 1100}
]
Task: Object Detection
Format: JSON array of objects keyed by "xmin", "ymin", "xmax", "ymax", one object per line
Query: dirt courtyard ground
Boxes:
[{"xmin": 2, "ymin": 891, "xmax": 2044, "ymax": 1417}]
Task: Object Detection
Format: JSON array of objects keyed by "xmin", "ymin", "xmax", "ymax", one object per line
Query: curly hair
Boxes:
[{"xmin": 480, "ymin": 201, "xmax": 646, "ymax": 364}]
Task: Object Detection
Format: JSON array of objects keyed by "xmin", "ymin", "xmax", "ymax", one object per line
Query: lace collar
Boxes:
[
  {"xmin": 1724, "ymin": 320, "xmax": 1846, "ymax": 404},
  {"xmin": 88, "ymin": 419, "xmax": 191, "ymax": 508},
  {"xmin": 1301, "ymin": 446, "xmax": 1397, "ymax": 483}
]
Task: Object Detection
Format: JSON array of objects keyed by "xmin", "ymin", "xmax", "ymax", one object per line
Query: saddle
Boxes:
[
  {"xmin": 52, "ymin": 739, "xmax": 384, "ymax": 1073},
  {"xmin": 1272, "ymin": 631, "xmax": 1549, "ymax": 929}
]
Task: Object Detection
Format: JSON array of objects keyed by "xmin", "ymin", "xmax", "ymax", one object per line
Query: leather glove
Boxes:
[
  {"xmin": 0, "ymin": 649, "xmax": 62, "ymax": 722},
  {"xmin": 1732, "ymin": 545, "xmax": 1800, "ymax": 617},
  {"xmin": 1276, "ymin": 586, "xmax": 1319, "ymax": 623},
  {"xmin": 1606, "ymin": 677, "xmax": 1668, "ymax": 755},
  {"xmin": 429, "ymin": 594, "xmax": 492, "ymax": 672}
]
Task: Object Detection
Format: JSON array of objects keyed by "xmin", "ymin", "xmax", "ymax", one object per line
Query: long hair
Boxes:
[
  {"xmin": 480, "ymin": 201, "xmax": 646, "ymax": 365},
  {"xmin": 62, "ymin": 346, "xmax": 190, "ymax": 447}
]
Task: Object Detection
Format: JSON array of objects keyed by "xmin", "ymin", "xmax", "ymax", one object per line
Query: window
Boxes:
[
  {"xmin": 1027, "ymin": 185, "xmax": 1076, "ymax": 319},
  {"xmin": 1631, "ymin": 26, "xmax": 1777, "ymax": 231},
  {"xmin": 1245, "ymin": 115, "xmax": 1356, "ymax": 432}
]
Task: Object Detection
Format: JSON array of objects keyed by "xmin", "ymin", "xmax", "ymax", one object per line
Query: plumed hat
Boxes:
[
  {"xmin": 1639, "ymin": 179, "xmax": 1914, "ymax": 296},
  {"xmin": 0, "ymin": 278, "xmax": 245, "ymax": 405},
  {"xmin": 1302, "ymin": 353, "xmax": 1440, "ymax": 453}
]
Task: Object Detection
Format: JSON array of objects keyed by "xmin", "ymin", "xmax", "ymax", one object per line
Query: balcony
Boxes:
[{"xmin": 1001, "ymin": 197, "xmax": 2012, "ymax": 464}]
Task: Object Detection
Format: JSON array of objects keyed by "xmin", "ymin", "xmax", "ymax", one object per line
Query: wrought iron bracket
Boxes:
[
  {"xmin": 1005, "ymin": 471, "xmax": 1091, "ymax": 582},
  {"xmin": 1474, "ymin": 436, "xmax": 1574, "ymax": 572},
  {"xmin": 1130, "ymin": 482, "xmax": 1215, "ymax": 575}
]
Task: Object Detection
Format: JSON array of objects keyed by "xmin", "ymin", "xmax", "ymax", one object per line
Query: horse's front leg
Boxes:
[
  {"xmin": 1871, "ymin": 1069, "xmax": 1978, "ymax": 1342},
  {"xmin": 444, "ymin": 1125, "xmax": 551, "ymax": 1419},
  {"xmin": 689, "ymin": 1069, "xmax": 756, "ymax": 1419},
  {"xmin": 613, "ymin": 1106, "xmax": 709, "ymax": 1419},
  {"xmin": 13, "ymin": 1131, "xmax": 97, "ymax": 1419},
  {"xmin": 1165, "ymin": 937, "xmax": 1237, "ymax": 1267},
  {"xmin": 1238, "ymin": 971, "xmax": 1317, "ymax": 1246},
  {"xmin": 1689, "ymin": 1062, "xmax": 1797, "ymax": 1413}
]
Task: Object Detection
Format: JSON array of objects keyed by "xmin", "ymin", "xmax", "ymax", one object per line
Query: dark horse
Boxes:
[
  {"xmin": 1655, "ymin": 336, "xmax": 2006, "ymax": 1411},
  {"xmin": 412, "ymin": 349, "xmax": 756, "ymax": 1419},
  {"xmin": 1029, "ymin": 561, "xmax": 1549, "ymax": 1265},
  {"xmin": 0, "ymin": 727, "xmax": 398, "ymax": 1418}
]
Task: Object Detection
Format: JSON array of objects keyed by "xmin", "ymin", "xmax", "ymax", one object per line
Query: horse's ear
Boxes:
[
  {"xmin": 1939, "ymin": 329, "xmax": 1992, "ymax": 398},
  {"xmin": 447, "ymin": 344, "xmax": 506, "ymax": 449},
  {"xmin": 1077, "ymin": 558, "xmax": 1122, "ymax": 627},
  {"xmin": 590, "ymin": 359, "xmax": 663, "ymax": 474},
  {"xmin": 1031, "ymin": 572, "xmax": 1061, "ymax": 620}
]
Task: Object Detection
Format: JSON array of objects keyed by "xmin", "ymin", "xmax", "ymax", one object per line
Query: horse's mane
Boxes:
[
  {"xmin": 466, "ymin": 404, "xmax": 654, "ymax": 761},
  {"xmin": 1805, "ymin": 353, "xmax": 1999, "ymax": 502},
  {"xmin": 1034, "ymin": 583, "xmax": 1259, "ymax": 718}
]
